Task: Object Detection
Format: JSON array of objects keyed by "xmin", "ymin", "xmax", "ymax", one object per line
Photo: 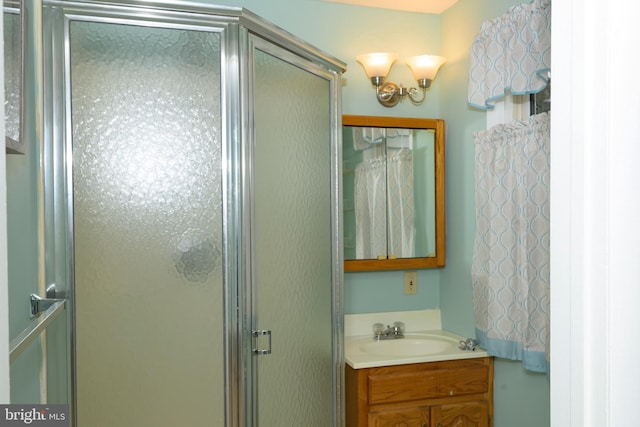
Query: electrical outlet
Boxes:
[{"xmin": 404, "ymin": 271, "xmax": 418, "ymax": 295}]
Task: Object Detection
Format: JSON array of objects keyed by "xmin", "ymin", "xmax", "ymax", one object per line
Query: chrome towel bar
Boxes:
[{"xmin": 9, "ymin": 297, "xmax": 66, "ymax": 363}]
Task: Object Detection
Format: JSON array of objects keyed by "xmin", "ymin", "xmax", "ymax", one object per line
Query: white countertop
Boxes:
[
  {"xmin": 344, "ymin": 309, "xmax": 489, "ymax": 369},
  {"xmin": 345, "ymin": 329, "xmax": 489, "ymax": 369}
]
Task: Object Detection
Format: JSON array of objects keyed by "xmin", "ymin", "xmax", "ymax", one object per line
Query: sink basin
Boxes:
[
  {"xmin": 345, "ymin": 329, "xmax": 488, "ymax": 369},
  {"xmin": 357, "ymin": 334, "xmax": 454, "ymax": 357}
]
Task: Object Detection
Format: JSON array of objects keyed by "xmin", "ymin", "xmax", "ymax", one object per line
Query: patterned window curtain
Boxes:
[
  {"xmin": 468, "ymin": 0, "xmax": 551, "ymax": 109},
  {"xmin": 471, "ymin": 112, "xmax": 550, "ymax": 373}
]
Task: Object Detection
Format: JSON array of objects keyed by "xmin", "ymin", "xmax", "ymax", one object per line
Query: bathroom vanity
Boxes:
[
  {"xmin": 345, "ymin": 310, "xmax": 493, "ymax": 427},
  {"xmin": 345, "ymin": 357, "xmax": 493, "ymax": 427}
]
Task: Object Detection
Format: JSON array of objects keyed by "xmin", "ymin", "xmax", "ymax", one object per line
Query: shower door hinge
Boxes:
[{"xmin": 252, "ymin": 329, "xmax": 272, "ymax": 355}]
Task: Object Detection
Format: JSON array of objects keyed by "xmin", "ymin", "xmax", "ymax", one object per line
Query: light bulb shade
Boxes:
[
  {"xmin": 406, "ymin": 55, "xmax": 446, "ymax": 81},
  {"xmin": 356, "ymin": 52, "xmax": 398, "ymax": 79}
]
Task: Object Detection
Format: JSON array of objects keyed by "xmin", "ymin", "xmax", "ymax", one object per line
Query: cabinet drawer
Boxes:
[
  {"xmin": 437, "ymin": 365, "xmax": 489, "ymax": 397},
  {"xmin": 368, "ymin": 406, "xmax": 430, "ymax": 427},
  {"xmin": 369, "ymin": 365, "xmax": 489, "ymax": 404}
]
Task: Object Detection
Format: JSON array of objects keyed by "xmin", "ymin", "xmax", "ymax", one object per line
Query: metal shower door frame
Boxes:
[
  {"xmin": 43, "ymin": 2, "xmax": 241, "ymax": 425},
  {"xmin": 39, "ymin": 1, "xmax": 345, "ymax": 426},
  {"xmin": 240, "ymin": 32, "xmax": 345, "ymax": 426}
]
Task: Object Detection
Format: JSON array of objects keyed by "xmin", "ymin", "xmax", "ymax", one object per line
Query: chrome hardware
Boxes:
[
  {"xmin": 11, "ymin": 297, "xmax": 66, "ymax": 363},
  {"xmin": 45, "ymin": 283, "xmax": 57, "ymax": 299},
  {"xmin": 373, "ymin": 321, "xmax": 405, "ymax": 340},
  {"xmin": 373, "ymin": 322, "xmax": 385, "ymax": 338},
  {"xmin": 458, "ymin": 338, "xmax": 479, "ymax": 351},
  {"xmin": 30, "ymin": 285, "xmax": 65, "ymax": 318},
  {"xmin": 252, "ymin": 330, "xmax": 272, "ymax": 355}
]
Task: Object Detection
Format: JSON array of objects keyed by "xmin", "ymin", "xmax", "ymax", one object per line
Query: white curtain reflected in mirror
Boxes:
[{"xmin": 343, "ymin": 126, "xmax": 436, "ymax": 262}]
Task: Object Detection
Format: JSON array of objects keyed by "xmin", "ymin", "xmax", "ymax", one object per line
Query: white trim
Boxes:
[
  {"xmin": 551, "ymin": 0, "xmax": 640, "ymax": 425},
  {"xmin": 602, "ymin": 1, "xmax": 640, "ymax": 425},
  {"xmin": 485, "ymin": 94, "xmax": 530, "ymax": 129},
  {"xmin": 550, "ymin": 0, "xmax": 584, "ymax": 423}
]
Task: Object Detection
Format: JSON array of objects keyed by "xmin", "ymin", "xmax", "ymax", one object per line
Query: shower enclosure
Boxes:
[{"xmin": 6, "ymin": 1, "xmax": 345, "ymax": 426}]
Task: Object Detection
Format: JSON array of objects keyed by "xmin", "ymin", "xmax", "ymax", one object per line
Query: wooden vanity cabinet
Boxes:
[{"xmin": 345, "ymin": 357, "xmax": 494, "ymax": 427}]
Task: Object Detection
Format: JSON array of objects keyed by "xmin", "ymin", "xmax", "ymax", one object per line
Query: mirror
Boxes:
[
  {"xmin": 4, "ymin": 0, "xmax": 24, "ymax": 154},
  {"xmin": 343, "ymin": 115, "xmax": 445, "ymax": 272}
]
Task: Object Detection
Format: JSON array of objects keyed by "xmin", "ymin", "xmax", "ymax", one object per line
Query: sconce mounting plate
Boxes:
[{"xmin": 377, "ymin": 82, "xmax": 401, "ymax": 107}]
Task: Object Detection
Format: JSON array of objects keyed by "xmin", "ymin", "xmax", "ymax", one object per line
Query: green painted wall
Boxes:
[
  {"xmin": 198, "ymin": 0, "xmax": 448, "ymax": 313},
  {"xmin": 7, "ymin": 5, "xmax": 43, "ymax": 400},
  {"xmin": 7, "ymin": 10, "xmax": 70, "ymax": 404},
  {"xmin": 223, "ymin": 0, "xmax": 551, "ymax": 423},
  {"xmin": 7, "ymin": 100, "xmax": 42, "ymax": 402},
  {"xmin": 439, "ymin": 1, "xmax": 550, "ymax": 426},
  {"xmin": 7, "ymin": 0, "xmax": 550, "ymax": 424},
  {"xmin": 238, "ymin": 0, "xmax": 551, "ymax": 424}
]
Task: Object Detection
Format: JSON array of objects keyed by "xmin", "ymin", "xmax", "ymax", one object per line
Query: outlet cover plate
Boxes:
[{"xmin": 404, "ymin": 271, "xmax": 417, "ymax": 295}]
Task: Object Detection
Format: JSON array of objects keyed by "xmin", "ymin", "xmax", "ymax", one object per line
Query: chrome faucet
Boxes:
[
  {"xmin": 373, "ymin": 321, "xmax": 405, "ymax": 340},
  {"xmin": 458, "ymin": 338, "xmax": 479, "ymax": 351}
]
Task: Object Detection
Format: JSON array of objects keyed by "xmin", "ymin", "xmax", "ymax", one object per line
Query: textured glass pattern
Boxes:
[
  {"xmin": 4, "ymin": 11, "xmax": 21, "ymax": 142},
  {"xmin": 70, "ymin": 22, "xmax": 223, "ymax": 426},
  {"xmin": 253, "ymin": 49, "xmax": 334, "ymax": 426}
]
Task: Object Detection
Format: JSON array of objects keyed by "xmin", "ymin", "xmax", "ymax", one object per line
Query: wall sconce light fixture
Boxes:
[{"xmin": 356, "ymin": 52, "xmax": 446, "ymax": 107}]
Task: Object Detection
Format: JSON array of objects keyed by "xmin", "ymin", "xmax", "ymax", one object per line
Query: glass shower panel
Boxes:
[
  {"xmin": 70, "ymin": 21, "xmax": 224, "ymax": 426},
  {"xmin": 253, "ymin": 48, "xmax": 334, "ymax": 426}
]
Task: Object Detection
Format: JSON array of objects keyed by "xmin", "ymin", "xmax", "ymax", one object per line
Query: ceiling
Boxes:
[{"xmin": 320, "ymin": 0, "xmax": 459, "ymax": 14}]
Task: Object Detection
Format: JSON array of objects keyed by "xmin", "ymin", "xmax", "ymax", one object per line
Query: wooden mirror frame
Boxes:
[{"xmin": 343, "ymin": 115, "xmax": 445, "ymax": 272}]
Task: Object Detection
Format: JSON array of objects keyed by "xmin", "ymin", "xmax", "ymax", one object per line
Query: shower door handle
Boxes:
[{"xmin": 252, "ymin": 330, "xmax": 272, "ymax": 355}]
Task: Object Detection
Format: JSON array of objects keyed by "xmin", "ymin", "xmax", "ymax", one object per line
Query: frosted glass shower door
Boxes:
[
  {"xmin": 252, "ymin": 47, "xmax": 336, "ymax": 426},
  {"xmin": 69, "ymin": 21, "xmax": 224, "ymax": 426}
]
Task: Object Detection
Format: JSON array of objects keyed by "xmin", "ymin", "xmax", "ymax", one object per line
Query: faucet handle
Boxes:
[
  {"xmin": 392, "ymin": 321, "xmax": 405, "ymax": 333},
  {"xmin": 458, "ymin": 338, "xmax": 478, "ymax": 351},
  {"xmin": 372, "ymin": 323, "xmax": 385, "ymax": 338}
]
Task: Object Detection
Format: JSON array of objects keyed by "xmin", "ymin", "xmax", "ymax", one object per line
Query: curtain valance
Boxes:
[{"xmin": 468, "ymin": 0, "xmax": 551, "ymax": 109}]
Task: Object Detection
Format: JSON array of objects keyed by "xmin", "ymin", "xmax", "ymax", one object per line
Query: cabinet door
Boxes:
[
  {"xmin": 369, "ymin": 406, "xmax": 430, "ymax": 427},
  {"xmin": 431, "ymin": 401, "xmax": 489, "ymax": 427}
]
